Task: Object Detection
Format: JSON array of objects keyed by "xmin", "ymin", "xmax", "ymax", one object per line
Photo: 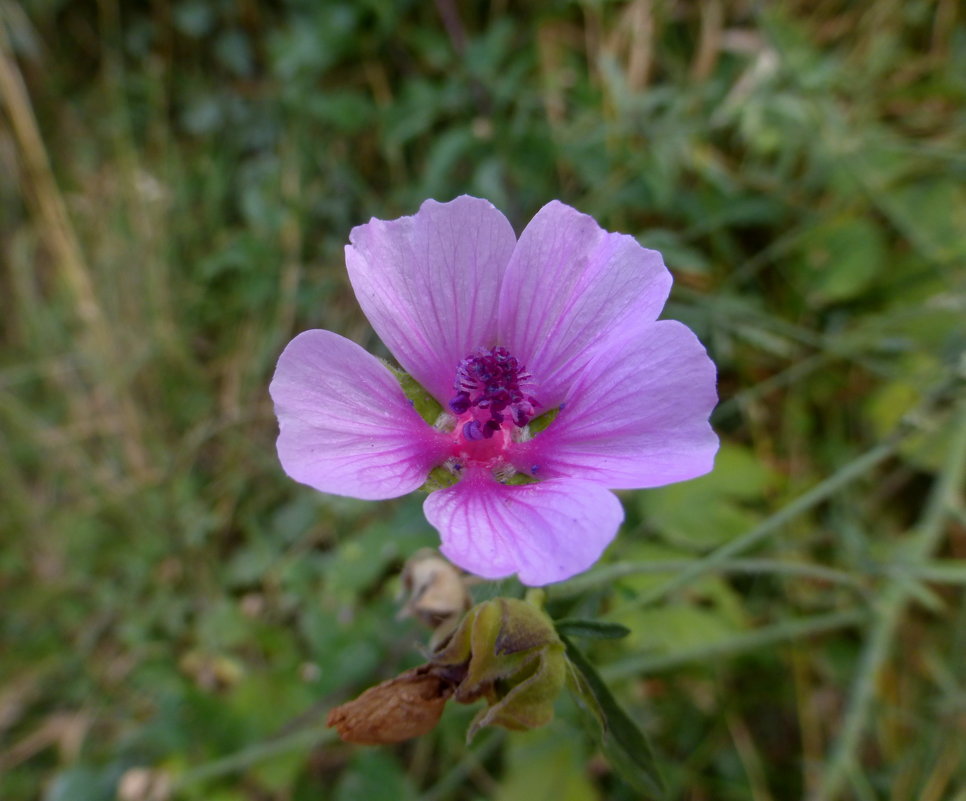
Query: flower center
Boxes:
[{"xmin": 448, "ymin": 347, "xmax": 538, "ymax": 443}]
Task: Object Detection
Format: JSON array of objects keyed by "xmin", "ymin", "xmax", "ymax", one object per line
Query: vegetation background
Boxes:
[{"xmin": 2, "ymin": 0, "xmax": 964, "ymax": 799}]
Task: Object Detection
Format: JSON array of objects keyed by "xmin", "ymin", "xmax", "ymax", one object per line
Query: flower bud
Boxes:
[{"xmin": 432, "ymin": 598, "xmax": 566, "ymax": 740}]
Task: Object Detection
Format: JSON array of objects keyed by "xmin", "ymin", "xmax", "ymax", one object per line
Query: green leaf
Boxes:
[
  {"xmin": 494, "ymin": 728, "xmax": 600, "ymax": 801},
  {"xmin": 554, "ymin": 619, "xmax": 631, "ymax": 640},
  {"xmin": 864, "ymin": 368, "xmax": 964, "ymax": 473},
  {"xmin": 640, "ymin": 444, "xmax": 779, "ymax": 550},
  {"xmin": 333, "ymin": 750, "xmax": 418, "ymax": 801},
  {"xmin": 45, "ymin": 766, "xmax": 119, "ymax": 801},
  {"xmin": 638, "ymin": 228, "xmax": 711, "ymax": 276},
  {"xmin": 562, "ymin": 636, "xmax": 667, "ymax": 800},
  {"xmin": 564, "ymin": 658, "xmax": 605, "ymax": 732},
  {"xmin": 795, "ymin": 214, "xmax": 886, "ymax": 304},
  {"xmin": 883, "ymin": 179, "xmax": 966, "ymax": 264}
]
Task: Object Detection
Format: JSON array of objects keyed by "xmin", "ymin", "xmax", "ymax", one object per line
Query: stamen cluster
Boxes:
[{"xmin": 449, "ymin": 347, "xmax": 538, "ymax": 440}]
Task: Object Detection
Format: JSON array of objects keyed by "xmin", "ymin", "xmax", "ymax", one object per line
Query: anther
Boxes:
[
  {"xmin": 450, "ymin": 392, "xmax": 471, "ymax": 415},
  {"xmin": 463, "ymin": 420, "xmax": 484, "ymax": 441},
  {"xmin": 449, "ymin": 347, "xmax": 539, "ymax": 442}
]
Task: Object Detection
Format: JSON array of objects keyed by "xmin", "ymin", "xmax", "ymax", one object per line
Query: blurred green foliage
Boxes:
[{"xmin": 1, "ymin": 0, "xmax": 964, "ymax": 799}]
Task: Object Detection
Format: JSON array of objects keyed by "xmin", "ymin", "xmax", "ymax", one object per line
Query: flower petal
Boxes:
[
  {"xmin": 270, "ymin": 330, "xmax": 449, "ymax": 500},
  {"xmin": 423, "ymin": 470, "xmax": 624, "ymax": 585},
  {"xmin": 498, "ymin": 201, "xmax": 673, "ymax": 407},
  {"xmin": 346, "ymin": 196, "xmax": 517, "ymax": 405},
  {"xmin": 512, "ymin": 320, "xmax": 718, "ymax": 489}
]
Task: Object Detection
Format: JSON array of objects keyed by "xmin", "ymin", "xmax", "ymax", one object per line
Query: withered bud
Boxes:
[
  {"xmin": 326, "ymin": 664, "xmax": 454, "ymax": 745},
  {"xmin": 116, "ymin": 767, "xmax": 171, "ymax": 801},
  {"xmin": 397, "ymin": 549, "xmax": 471, "ymax": 632}
]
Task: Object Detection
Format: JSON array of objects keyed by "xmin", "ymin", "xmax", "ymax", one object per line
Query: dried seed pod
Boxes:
[{"xmin": 327, "ymin": 665, "xmax": 455, "ymax": 745}]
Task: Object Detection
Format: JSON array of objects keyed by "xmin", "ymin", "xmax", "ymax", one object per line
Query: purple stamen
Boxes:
[
  {"xmin": 449, "ymin": 346, "xmax": 539, "ymax": 441},
  {"xmin": 450, "ymin": 391, "xmax": 471, "ymax": 414}
]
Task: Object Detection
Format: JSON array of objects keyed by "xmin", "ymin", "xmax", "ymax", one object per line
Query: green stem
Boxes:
[
  {"xmin": 880, "ymin": 560, "xmax": 966, "ymax": 585},
  {"xmin": 626, "ymin": 434, "xmax": 908, "ymax": 611},
  {"xmin": 555, "ymin": 558, "xmax": 865, "ymax": 600},
  {"xmin": 170, "ymin": 722, "xmax": 336, "ymax": 791},
  {"xmin": 557, "ymin": 557, "xmax": 966, "ymax": 604},
  {"xmin": 812, "ymin": 403, "xmax": 966, "ymax": 801},
  {"xmin": 524, "ymin": 587, "xmax": 547, "ymax": 610},
  {"xmin": 602, "ymin": 609, "xmax": 867, "ymax": 680},
  {"xmin": 421, "ymin": 731, "xmax": 504, "ymax": 801}
]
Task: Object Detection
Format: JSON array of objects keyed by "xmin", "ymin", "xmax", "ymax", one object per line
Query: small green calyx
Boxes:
[
  {"xmin": 386, "ymin": 363, "xmax": 444, "ymax": 425},
  {"xmin": 492, "ymin": 464, "xmax": 539, "ymax": 486},
  {"xmin": 432, "ymin": 598, "xmax": 567, "ymax": 740}
]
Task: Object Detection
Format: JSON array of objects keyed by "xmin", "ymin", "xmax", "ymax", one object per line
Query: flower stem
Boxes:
[
  {"xmin": 602, "ymin": 608, "xmax": 868, "ymax": 680},
  {"xmin": 555, "ymin": 558, "xmax": 865, "ymax": 600},
  {"xmin": 170, "ymin": 721, "xmax": 336, "ymax": 791},
  {"xmin": 628, "ymin": 434, "xmax": 909, "ymax": 610},
  {"xmin": 524, "ymin": 587, "xmax": 547, "ymax": 609}
]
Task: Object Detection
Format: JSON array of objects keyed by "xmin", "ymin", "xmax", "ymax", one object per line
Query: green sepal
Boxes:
[
  {"xmin": 491, "ymin": 598, "xmax": 561, "ymax": 656},
  {"xmin": 434, "ymin": 599, "xmax": 558, "ymax": 685},
  {"xmin": 467, "ymin": 641, "xmax": 566, "ymax": 741},
  {"xmin": 419, "ymin": 465, "xmax": 460, "ymax": 493},
  {"xmin": 528, "ymin": 406, "xmax": 560, "ymax": 436},
  {"xmin": 385, "ymin": 362, "xmax": 444, "ymax": 425},
  {"xmin": 501, "ymin": 471, "xmax": 539, "ymax": 486},
  {"xmin": 432, "ymin": 599, "xmax": 567, "ymax": 742}
]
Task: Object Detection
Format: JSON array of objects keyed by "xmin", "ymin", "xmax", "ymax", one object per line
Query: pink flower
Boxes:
[{"xmin": 270, "ymin": 197, "xmax": 718, "ymax": 585}]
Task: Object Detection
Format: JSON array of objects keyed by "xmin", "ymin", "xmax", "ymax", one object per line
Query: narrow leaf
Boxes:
[
  {"xmin": 562, "ymin": 635, "xmax": 667, "ymax": 800},
  {"xmin": 555, "ymin": 619, "xmax": 631, "ymax": 640}
]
